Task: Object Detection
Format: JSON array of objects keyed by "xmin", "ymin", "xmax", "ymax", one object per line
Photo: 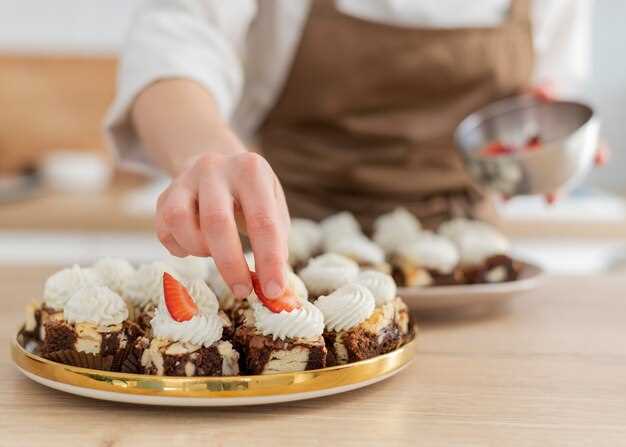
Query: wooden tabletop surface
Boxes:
[{"xmin": 2, "ymin": 265, "xmax": 625, "ymax": 446}]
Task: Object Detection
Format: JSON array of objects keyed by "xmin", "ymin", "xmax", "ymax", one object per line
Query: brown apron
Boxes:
[{"xmin": 259, "ymin": 0, "xmax": 534, "ymax": 230}]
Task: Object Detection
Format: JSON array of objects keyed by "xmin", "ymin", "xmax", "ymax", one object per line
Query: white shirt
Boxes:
[{"xmin": 106, "ymin": 0, "xmax": 592, "ymax": 168}]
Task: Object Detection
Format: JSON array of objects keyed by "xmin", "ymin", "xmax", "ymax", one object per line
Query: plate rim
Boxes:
[
  {"xmin": 398, "ymin": 259, "xmax": 544, "ymax": 298},
  {"xmin": 11, "ymin": 330, "xmax": 417, "ymax": 403}
]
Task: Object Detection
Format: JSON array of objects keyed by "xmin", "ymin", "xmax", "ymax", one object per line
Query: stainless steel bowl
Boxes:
[{"xmin": 454, "ymin": 96, "xmax": 600, "ymax": 196}]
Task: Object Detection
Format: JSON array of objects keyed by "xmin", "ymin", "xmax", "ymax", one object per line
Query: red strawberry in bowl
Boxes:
[
  {"xmin": 163, "ymin": 272, "xmax": 199, "ymax": 322},
  {"xmin": 250, "ymin": 271, "xmax": 301, "ymax": 313}
]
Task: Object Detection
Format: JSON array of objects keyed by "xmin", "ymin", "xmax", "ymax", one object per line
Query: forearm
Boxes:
[{"xmin": 132, "ymin": 79, "xmax": 247, "ymax": 176}]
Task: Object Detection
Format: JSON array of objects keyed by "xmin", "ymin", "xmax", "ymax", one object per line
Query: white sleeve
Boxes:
[
  {"xmin": 532, "ymin": 0, "xmax": 592, "ymax": 99},
  {"xmin": 105, "ymin": 0, "xmax": 257, "ymax": 170}
]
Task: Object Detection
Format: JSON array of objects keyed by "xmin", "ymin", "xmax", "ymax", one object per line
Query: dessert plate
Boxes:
[
  {"xmin": 398, "ymin": 260, "xmax": 544, "ymax": 312},
  {"xmin": 11, "ymin": 331, "xmax": 417, "ymax": 407}
]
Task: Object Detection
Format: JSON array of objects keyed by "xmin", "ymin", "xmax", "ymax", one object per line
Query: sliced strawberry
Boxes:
[
  {"xmin": 250, "ymin": 271, "xmax": 301, "ymax": 313},
  {"xmin": 480, "ymin": 141, "xmax": 515, "ymax": 157},
  {"xmin": 163, "ymin": 272, "xmax": 198, "ymax": 322}
]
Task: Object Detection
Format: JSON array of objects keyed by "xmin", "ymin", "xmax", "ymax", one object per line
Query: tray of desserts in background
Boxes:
[
  {"xmin": 288, "ymin": 209, "xmax": 544, "ymax": 311},
  {"xmin": 13, "ymin": 256, "xmax": 416, "ymax": 406}
]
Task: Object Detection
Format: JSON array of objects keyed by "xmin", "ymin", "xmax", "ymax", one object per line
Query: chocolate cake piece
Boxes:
[
  {"xmin": 129, "ymin": 337, "xmax": 240, "ymax": 377},
  {"xmin": 22, "ymin": 302, "xmax": 43, "ymax": 342},
  {"xmin": 323, "ymin": 300, "xmax": 404, "ymax": 367},
  {"xmin": 234, "ymin": 317, "xmax": 327, "ymax": 375},
  {"xmin": 463, "ymin": 254, "xmax": 521, "ymax": 284},
  {"xmin": 40, "ymin": 319, "xmax": 143, "ymax": 368}
]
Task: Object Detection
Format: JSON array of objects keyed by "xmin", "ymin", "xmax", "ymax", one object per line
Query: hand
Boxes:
[{"xmin": 155, "ymin": 152, "xmax": 290, "ymax": 299}]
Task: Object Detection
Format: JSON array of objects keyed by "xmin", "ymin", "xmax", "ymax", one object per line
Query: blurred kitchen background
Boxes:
[{"xmin": 0, "ymin": 0, "xmax": 625, "ymax": 273}]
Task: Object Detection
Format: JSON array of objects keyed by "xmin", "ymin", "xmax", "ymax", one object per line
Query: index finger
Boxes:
[{"xmin": 231, "ymin": 154, "xmax": 288, "ymax": 299}]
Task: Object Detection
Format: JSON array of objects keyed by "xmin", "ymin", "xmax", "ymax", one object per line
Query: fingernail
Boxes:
[
  {"xmin": 264, "ymin": 280, "xmax": 283, "ymax": 299},
  {"xmin": 233, "ymin": 284, "xmax": 251, "ymax": 299}
]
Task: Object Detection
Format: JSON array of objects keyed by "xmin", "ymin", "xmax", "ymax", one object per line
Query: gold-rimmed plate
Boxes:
[
  {"xmin": 398, "ymin": 260, "xmax": 544, "ymax": 312},
  {"xmin": 11, "ymin": 331, "xmax": 417, "ymax": 406}
]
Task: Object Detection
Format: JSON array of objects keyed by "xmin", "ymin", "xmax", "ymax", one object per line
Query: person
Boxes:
[{"xmin": 106, "ymin": 0, "xmax": 593, "ymax": 300}]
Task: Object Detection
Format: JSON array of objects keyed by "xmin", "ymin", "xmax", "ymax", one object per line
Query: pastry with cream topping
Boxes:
[
  {"xmin": 324, "ymin": 234, "xmax": 390, "ymax": 273},
  {"xmin": 315, "ymin": 282, "xmax": 406, "ymax": 366},
  {"xmin": 234, "ymin": 271, "xmax": 327, "ymax": 375},
  {"xmin": 391, "ymin": 232, "xmax": 462, "ymax": 287},
  {"xmin": 438, "ymin": 218, "xmax": 521, "ymax": 284},
  {"xmin": 23, "ymin": 264, "xmax": 104, "ymax": 343},
  {"xmin": 39, "ymin": 283, "xmax": 142, "ymax": 371},
  {"xmin": 355, "ymin": 270, "xmax": 413, "ymax": 345},
  {"xmin": 125, "ymin": 273, "xmax": 239, "ymax": 376}
]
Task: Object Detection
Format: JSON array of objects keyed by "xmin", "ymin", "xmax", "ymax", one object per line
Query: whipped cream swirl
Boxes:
[
  {"xmin": 248, "ymin": 293, "xmax": 324, "ymax": 341},
  {"xmin": 325, "ymin": 235, "xmax": 385, "ymax": 264},
  {"xmin": 288, "ymin": 218, "xmax": 323, "ymax": 265},
  {"xmin": 188, "ymin": 279, "xmax": 219, "ymax": 314},
  {"xmin": 151, "ymin": 308, "xmax": 224, "ymax": 348},
  {"xmin": 314, "ymin": 284, "xmax": 375, "ymax": 332},
  {"xmin": 288, "ymin": 271, "xmax": 309, "ymax": 301},
  {"xmin": 64, "ymin": 285, "xmax": 129, "ymax": 326},
  {"xmin": 125, "ymin": 262, "xmax": 180, "ymax": 307},
  {"xmin": 299, "ymin": 253, "xmax": 359, "ymax": 296},
  {"xmin": 44, "ymin": 265, "xmax": 103, "ymax": 310},
  {"xmin": 397, "ymin": 232, "xmax": 460, "ymax": 274},
  {"xmin": 93, "ymin": 258, "xmax": 135, "ymax": 296},
  {"xmin": 373, "ymin": 208, "xmax": 421, "ymax": 254},
  {"xmin": 355, "ymin": 270, "xmax": 397, "ymax": 306}
]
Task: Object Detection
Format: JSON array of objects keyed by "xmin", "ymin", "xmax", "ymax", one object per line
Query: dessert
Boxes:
[
  {"xmin": 288, "ymin": 218, "xmax": 323, "ymax": 271},
  {"xmin": 372, "ymin": 208, "xmax": 422, "ymax": 256},
  {"xmin": 439, "ymin": 218, "xmax": 521, "ymax": 283},
  {"xmin": 391, "ymin": 232, "xmax": 462, "ymax": 287},
  {"xmin": 320, "ymin": 211, "xmax": 362, "ymax": 241},
  {"xmin": 39, "ymin": 284, "xmax": 142, "ymax": 371},
  {"xmin": 124, "ymin": 261, "xmax": 181, "ymax": 330},
  {"xmin": 234, "ymin": 272, "xmax": 326, "ymax": 374},
  {"xmin": 125, "ymin": 273, "xmax": 239, "ymax": 376},
  {"xmin": 206, "ymin": 256, "xmax": 251, "ymax": 324},
  {"xmin": 315, "ymin": 283, "xmax": 402, "ymax": 366},
  {"xmin": 23, "ymin": 265, "xmax": 103, "ymax": 343},
  {"xmin": 355, "ymin": 270, "xmax": 413, "ymax": 345},
  {"xmin": 298, "ymin": 253, "xmax": 359, "ymax": 301}
]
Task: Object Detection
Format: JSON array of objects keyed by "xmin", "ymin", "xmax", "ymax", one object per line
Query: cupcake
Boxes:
[
  {"xmin": 372, "ymin": 208, "xmax": 422, "ymax": 256},
  {"xmin": 288, "ymin": 218, "xmax": 323, "ymax": 271},
  {"xmin": 315, "ymin": 283, "xmax": 402, "ymax": 366},
  {"xmin": 124, "ymin": 261, "xmax": 181, "ymax": 330},
  {"xmin": 439, "ymin": 219, "xmax": 520, "ymax": 284},
  {"xmin": 39, "ymin": 284, "xmax": 142, "ymax": 371},
  {"xmin": 127, "ymin": 273, "xmax": 239, "ymax": 376},
  {"xmin": 391, "ymin": 232, "xmax": 462, "ymax": 287},
  {"xmin": 298, "ymin": 253, "xmax": 359, "ymax": 301},
  {"xmin": 354, "ymin": 270, "xmax": 413, "ymax": 345},
  {"xmin": 23, "ymin": 265, "xmax": 103, "ymax": 343},
  {"xmin": 234, "ymin": 272, "xmax": 326, "ymax": 375}
]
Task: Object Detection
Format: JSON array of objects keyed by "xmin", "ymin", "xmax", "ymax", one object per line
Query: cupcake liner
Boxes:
[{"xmin": 45, "ymin": 349, "xmax": 115, "ymax": 371}]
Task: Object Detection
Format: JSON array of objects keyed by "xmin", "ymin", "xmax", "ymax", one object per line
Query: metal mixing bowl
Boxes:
[{"xmin": 454, "ymin": 96, "xmax": 600, "ymax": 196}]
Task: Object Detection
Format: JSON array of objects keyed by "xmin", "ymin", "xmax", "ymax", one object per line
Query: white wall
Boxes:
[
  {"xmin": 587, "ymin": 1, "xmax": 626, "ymax": 193},
  {"xmin": 0, "ymin": 0, "xmax": 624, "ymax": 192}
]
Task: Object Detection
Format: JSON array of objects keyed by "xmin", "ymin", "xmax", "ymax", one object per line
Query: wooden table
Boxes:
[{"xmin": 2, "ymin": 266, "xmax": 625, "ymax": 446}]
